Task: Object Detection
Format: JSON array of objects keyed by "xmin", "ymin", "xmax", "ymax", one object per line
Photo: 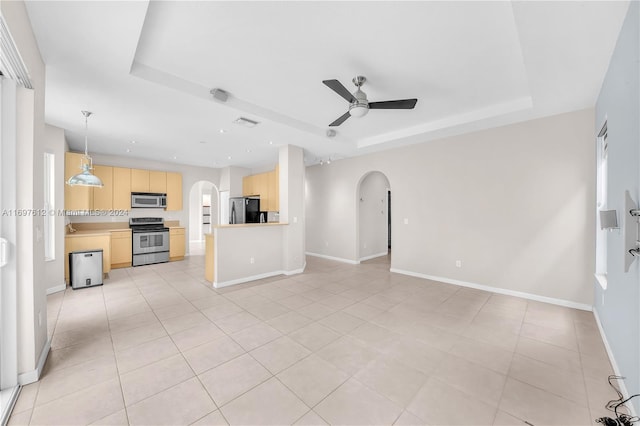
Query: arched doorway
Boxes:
[
  {"xmin": 188, "ymin": 181, "xmax": 219, "ymax": 255},
  {"xmin": 356, "ymin": 171, "xmax": 391, "ymax": 264}
]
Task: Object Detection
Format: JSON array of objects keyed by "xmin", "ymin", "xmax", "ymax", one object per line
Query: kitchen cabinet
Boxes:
[
  {"xmin": 110, "ymin": 230, "xmax": 132, "ymax": 268},
  {"xmin": 64, "ymin": 233, "xmax": 111, "ymax": 284},
  {"xmin": 241, "ymin": 167, "xmax": 279, "ymax": 211},
  {"xmin": 149, "ymin": 171, "xmax": 167, "ymax": 193},
  {"xmin": 64, "ymin": 152, "xmax": 93, "ymax": 210},
  {"xmin": 166, "ymin": 172, "xmax": 182, "ymax": 211},
  {"xmin": 242, "ymin": 174, "xmax": 257, "ymax": 196},
  {"xmin": 113, "ymin": 167, "xmax": 131, "ymax": 210},
  {"xmin": 131, "ymin": 168, "xmax": 150, "ymax": 192},
  {"xmin": 92, "ymin": 165, "xmax": 113, "ymax": 210},
  {"xmin": 169, "ymin": 227, "xmax": 185, "ymax": 261},
  {"xmin": 205, "ymin": 233, "xmax": 214, "ymax": 282}
]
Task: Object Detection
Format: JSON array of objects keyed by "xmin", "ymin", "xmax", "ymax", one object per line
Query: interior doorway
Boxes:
[
  {"xmin": 188, "ymin": 181, "xmax": 218, "ymax": 256},
  {"xmin": 356, "ymin": 171, "xmax": 391, "ymax": 264}
]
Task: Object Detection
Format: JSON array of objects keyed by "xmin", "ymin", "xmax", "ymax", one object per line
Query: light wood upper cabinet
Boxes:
[
  {"xmin": 64, "ymin": 152, "xmax": 93, "ymax": 210},
  {"xmin": 149, "ymin": 171, "xmax": 167, "ymax": 193},
  {"xmin": 166, "ymin": 172, "xmax": 182, "ymax": 211},
  {"xmin": 241, "ymin": 167, "xmax": 280, "ymax": 212},
  {"xmin": 92, "ymin": 165, "xmax": 113, "ymax": 210},
  {"xmin": 131, "ymin": 169, "xmax": 150, "ymax": 192},
  {"xmin": 112, "ymin": 167, "xmax": 131, "ymax": 210}
]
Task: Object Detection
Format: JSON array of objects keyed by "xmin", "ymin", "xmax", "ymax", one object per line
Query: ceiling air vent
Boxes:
[{"xmin": 233, "ymin": 117, "xmax": 259, "ymax": 128}]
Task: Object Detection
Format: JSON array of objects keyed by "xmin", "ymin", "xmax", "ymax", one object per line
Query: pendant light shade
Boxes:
[{"xmin": 67, "ymin": 111, "xmax": 103, "ymax": 188}]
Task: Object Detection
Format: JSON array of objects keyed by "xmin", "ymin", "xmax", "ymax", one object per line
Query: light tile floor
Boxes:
[{"xmin": 9, "ymin": 255, "xmax": 628, "ymax": 425}]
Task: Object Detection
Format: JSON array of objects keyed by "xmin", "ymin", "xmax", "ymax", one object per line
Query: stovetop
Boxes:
[{"xmin": 129, "ymin": 217, "xmax": 168, "ymax": 233}]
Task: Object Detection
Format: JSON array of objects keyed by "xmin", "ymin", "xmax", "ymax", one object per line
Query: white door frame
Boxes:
[{"xmin": 0, "ymin": 76, "xmax": 21, "ymax": 425}]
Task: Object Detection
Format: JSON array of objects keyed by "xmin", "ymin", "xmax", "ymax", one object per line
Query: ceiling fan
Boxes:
[{"xmin": 323, "ymin": 76, "xmax": 417, "ymax": 127}]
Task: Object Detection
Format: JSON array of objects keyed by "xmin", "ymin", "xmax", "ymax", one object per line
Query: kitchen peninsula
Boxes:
[{"xmin": 205, "ymin": 222, "xmax": 294, "ymax": 288}]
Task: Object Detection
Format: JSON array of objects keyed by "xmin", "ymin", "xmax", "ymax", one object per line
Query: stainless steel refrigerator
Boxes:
[{"xmin": 229, "ymin": 197, "xmax": 260, "ymax": 224}]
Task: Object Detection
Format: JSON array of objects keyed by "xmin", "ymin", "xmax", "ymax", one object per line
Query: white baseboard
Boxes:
[
  {"xmin": 389, "ymin": 268, "xmax": 593, "ymax": 311},
  {"xmin": 214, "ymin": 271, "xmax": 285, "ymax": 289},
  {"xmin": 305, "ymin": 252, "xmax": 359, "ymax": 265},
  {"xmin": 18, "ymin": 338, "xmax": 50, "ymax": 385},
  {"xmin": 214, "ymin": 263, "xmax": 307, "ymax": 289},
  {"xmin": 359, "ymin": 251, "xmax": 388, "ymax": 262},
  {"xmin": 46, "ymin": 283, "xmax": 66, "ymax": 295},
  {"xmin": 593, "ymin": 309, "xmax": 638, "ymax": 418}
]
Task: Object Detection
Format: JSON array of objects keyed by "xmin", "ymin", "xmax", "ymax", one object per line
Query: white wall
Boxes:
[
  {"xmin": 280, "ymin": 145, "xmax": 305, "ymax": 272},
  {"xmin": 71, "ymin": 152, "xmax": 220, "ymax": 254},
  {"xmin": 1, "ymin": 0, "xmax": 49, "ymax": 382},
  {"xmin": 43, "ymin": 125, "xmax": 66, "ymax": 293},
  {"xmin": 306, "ymin": 109, "xmax": 595, "ymax": 306},
  {"xmin": 213, "ymin": 225, "xmax": 285, "ymax": 286},
  {"xmin": 358, "ymin": 172, "xmax": 389, "ymax": 260}
]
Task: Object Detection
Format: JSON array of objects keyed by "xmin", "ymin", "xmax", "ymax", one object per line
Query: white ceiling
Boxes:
[{"xmin": 24, "ymin": 1, "xmax": 629, "ymax": 170}]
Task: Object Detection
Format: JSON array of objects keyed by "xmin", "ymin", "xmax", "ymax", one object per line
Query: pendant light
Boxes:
[{"xmin": 67, "ymin": 110, "xmax": 103, "ymax": 187}]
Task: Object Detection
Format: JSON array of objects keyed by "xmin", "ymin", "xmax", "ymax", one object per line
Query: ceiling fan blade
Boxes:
[
  {"xmin": 323, "ymin": 79, "xmax": 356, "ymax": 103},
  {"xmin": 369, "ymin": 99, "xmax": 418, "ymax": 109},
  {"xmin": 329, "ymin": 111, "xmax": 351, "ymax": 127}
]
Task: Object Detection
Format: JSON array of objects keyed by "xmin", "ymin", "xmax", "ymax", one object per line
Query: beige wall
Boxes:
[
  {"xmin": 306, "ymin": 109, "xmax": 596, "ymax": 305},
  {"xmin": 1, "ymin": 0, "xmax": 49, "ymax": 380}
]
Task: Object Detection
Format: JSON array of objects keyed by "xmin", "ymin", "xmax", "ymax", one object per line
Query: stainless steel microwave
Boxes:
[{"xmin": 131, "ymin": 192, "xmax": 167, "ymax": 209}]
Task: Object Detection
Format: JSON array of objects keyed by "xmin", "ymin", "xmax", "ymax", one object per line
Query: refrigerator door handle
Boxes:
[{"xmin": 0, "ymin": 237, "xmax": 9, "ymax": 268}]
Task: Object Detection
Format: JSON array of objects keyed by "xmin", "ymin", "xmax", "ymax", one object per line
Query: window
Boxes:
[{"xmin": 44, "ymin": 152, "xmax": 55, "ymax": 260}]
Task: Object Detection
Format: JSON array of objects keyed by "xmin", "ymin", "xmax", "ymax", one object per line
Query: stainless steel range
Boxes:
[{"xmin": 129, "ymin": 217, "xmax": 170, "ymax": 266}]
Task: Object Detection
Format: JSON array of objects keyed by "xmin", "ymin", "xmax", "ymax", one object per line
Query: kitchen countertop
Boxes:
[
  {"xmin": 65, "ymin": 229, "xmax": 128, "ymax": 238},
  {"xmin": 213, "ymin": 222, "xmax": 287, "ymax": 228}
]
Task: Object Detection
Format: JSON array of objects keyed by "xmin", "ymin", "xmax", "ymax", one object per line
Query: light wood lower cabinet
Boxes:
[
  {"xmin": 169, "ymin": 227, "xmax": 185, "ymax": 261},
  {"xmin": 205, "ymin": 233, "xmax": 214, "ymax": 282},
  {"xmin": 64, "ymin": 234, "xmax": 111, "ymax": 285},
  {"xmin": 110, "ymin": 230, "xmax": 132, "ymax": 268}
]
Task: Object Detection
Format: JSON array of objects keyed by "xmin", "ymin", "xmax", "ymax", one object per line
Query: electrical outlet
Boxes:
[
  {"xmin": 250, "ymin": 257, "xmax": 255, "ymax": 264},
  {"xmin": 293, "ymin": 216, "xmax": 298, "ymax": 223},
  {"xmin": 403, "ymin": 218, "xmax": 409, "ymax": 225},
  {"xmin": 456, "ymin": 260, "xmax": 462, "ymax": 268}
]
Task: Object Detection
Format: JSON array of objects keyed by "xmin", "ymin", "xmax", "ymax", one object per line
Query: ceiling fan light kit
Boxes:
[{"xmin": 323, "ymin": 75, "xmax": 417, "ymax": 127}]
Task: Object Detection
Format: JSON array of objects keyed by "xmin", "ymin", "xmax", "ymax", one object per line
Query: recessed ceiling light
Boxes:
[
  {"xmin": 246, "ymin": 148, "xmax": 252, "ymax": 153},
  {"xmin": 130, "ymin": 140, "xmax": 136, "ymax": 144},
  {"xmin": 269, "ymin": 141, "xmax": 273, "ymax": 145},
  {"xmin": 126, "ymin": 148, "xmax": 131, "ymax": 153},
  {"xmin": 227, "ymin": 156, "xmax": 232, "ymax": 160},
  {"xmin": 172, "ymin": 156, "xmax": 177, "ymax": 160},
  {"xmin": 233, "ymin": 117, "xmax": 259, "ymax": 128},
  {"xmin": 219, "ymin": 129, "xmax": 227, "ymax": 134}
]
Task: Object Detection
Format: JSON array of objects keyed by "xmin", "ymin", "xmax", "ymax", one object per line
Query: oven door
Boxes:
[{"xmin": 132, "ymin": 230, "xmax": 169, "ymax": 254}]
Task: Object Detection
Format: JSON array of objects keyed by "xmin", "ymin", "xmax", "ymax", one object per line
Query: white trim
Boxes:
[
  {"xmin": 359, "ymin": 251, "xmax": 388, "ymax": 262},
  {"xmin": 305, "ymin": 252, "xmax": 359, "ymax": 265},
  {"xmin": 17, "ymin": 338, "xmax": 50, "ymax": 385},
  {"xmin": 214, "ymin": 271, "xmax": 285, "ymax": 289},
  {"xmin": 389, "ymin": 268, "xmax": 593, "ymax": 311},
  {"xmin": 213, "ymin": 264, "xmax": 307, "ymax": 289},
  {"xmin": 593, "ymin": 308, "xmax": 638, "ymax": 418},
  {"xmin": 46, "ymin": 283, "xmax": 66, "ymax": 295},
  {"xmin": 0, "ymin": 384, "xmax": 20, "ymax": 426}
]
